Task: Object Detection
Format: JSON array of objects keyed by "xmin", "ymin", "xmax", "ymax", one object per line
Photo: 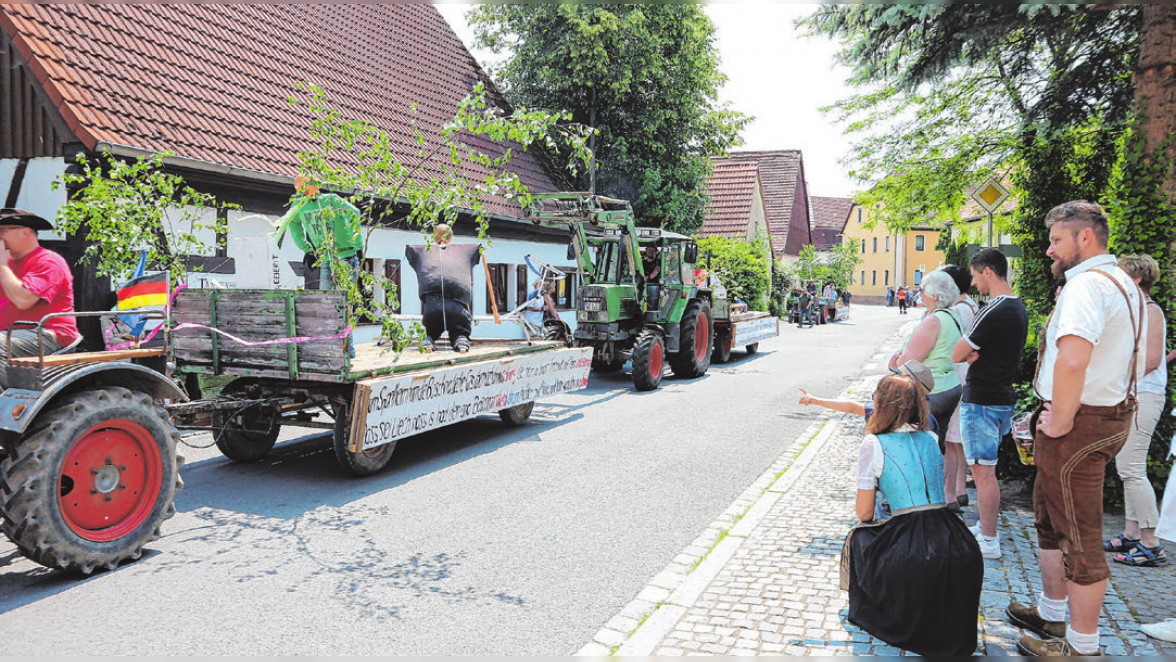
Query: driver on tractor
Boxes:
[{"xmin": 0, "ymin": 208, "xmax": 79, "ymax": 363}]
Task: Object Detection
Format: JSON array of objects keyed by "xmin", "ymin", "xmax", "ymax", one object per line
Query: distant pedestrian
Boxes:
[
  {"xmin": 843, "ymin": 372, "xmax": 983, "ymax": 656},
  {"xmin": 886, "ymin": 286, "xmax": 895, "ymax": 307},
  {"xmin": 896, "ymin": 287, "xmax": 908, "ymax": 314},
  {"xmin": 950, "ymin": 248, "xmax": 1028, "ymax": 561},
  {"xmin": 1008, "ymin": 201, "xmax": 1144, "ymax": 657}
]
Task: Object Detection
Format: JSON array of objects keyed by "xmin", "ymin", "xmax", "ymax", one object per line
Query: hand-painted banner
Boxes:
[
  {"xmin": 733, "ymin": 316, "xmax": 778, "ymax": 348},
  {"xmin": 351, "ymin": 346, "xmax": 593, "ymax": 451}
]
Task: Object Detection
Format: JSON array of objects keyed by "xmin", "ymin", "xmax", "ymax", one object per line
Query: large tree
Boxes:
[
  {"xmin": 804, "ymin": 4, "xmax": 1140, "ymax": 235},
  {"xmin": 468, "ymin": 4, "xmax": 748, "ymax": 234}
]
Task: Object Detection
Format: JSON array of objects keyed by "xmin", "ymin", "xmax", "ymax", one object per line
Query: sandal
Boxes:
[
  {"xmin": 1114, "ymin": 544, "xmax": 1168, "ymax": 567},
  {"xmin": 1103, "ymin": 534, "xmax": 1140, "ymax": 553}
]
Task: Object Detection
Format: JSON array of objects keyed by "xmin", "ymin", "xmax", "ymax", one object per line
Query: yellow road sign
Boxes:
[{"xmin": 971, "ymin": 177, "xmax": 1010, "ymax": 214}]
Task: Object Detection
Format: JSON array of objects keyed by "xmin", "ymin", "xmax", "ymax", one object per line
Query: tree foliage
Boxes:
[
  {"xmin": 288, "ymin": 83, "xmax": 591, "ymax": 351},
  {"xmin": 785, "ymin": 243, "xmax": 862, "ymax": 292},
  {"xmin": 54, "ymin": 151, "xmax": 231, "ymax": 285},
  {"xmin": 695, "ymin": 236, "xmax": 770, "ymax": 311},
  {"xmin": 804, "ymin": 4, "xmax": 1139, "ymax": 232},
  {"xmin": 468, "ymin": 4, "xmax": 749, "ymax": 234}
]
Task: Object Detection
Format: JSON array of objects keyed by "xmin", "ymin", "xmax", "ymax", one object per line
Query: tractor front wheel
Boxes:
[
  {"xmin": 0, "ymin": 387, "xmax": 183, "ymax": 574},
  {"xmin": 630, "ymin": 331, "xmax": 665, "ymax": 391},
  {"xmin": 669, "ymin": 299, "xmax": 713, "ymax": 378}
]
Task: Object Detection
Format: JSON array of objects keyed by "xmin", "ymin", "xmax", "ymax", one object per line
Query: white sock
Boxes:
[
  {"xmin": 1038, "ymin": 592, "xmax": 1068, "ymax": 622},
  {"xmin": 1066, "ymin": 625, "xmax": 1099, "ymax": 654}
]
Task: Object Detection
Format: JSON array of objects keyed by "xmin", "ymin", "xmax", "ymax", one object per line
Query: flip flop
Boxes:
[
  {"xmin": 1114, "ymin": 544, "xmax": 1168, "ymax": 567},
  {"xmin": 1103, "ymin": 534, "xmax": 1140, "ymax": 553}
]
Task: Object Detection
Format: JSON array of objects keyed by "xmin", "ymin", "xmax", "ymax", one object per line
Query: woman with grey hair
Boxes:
[{"xmin": 888, "ymin": 269, "xmax": 964, "ymax": 451}]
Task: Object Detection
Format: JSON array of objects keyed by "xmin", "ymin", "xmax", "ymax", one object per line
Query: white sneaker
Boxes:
[
  {"xmin": 1141, "ymin": 618, "xmax": 1176, "ymax": 643},
  {"xmin": 977, "ymin": 535, "xmax": 1001, "ymax": 559},
  {"xmin": 969, "ymin": 524, "xmax": 981, "ymax": 537}
]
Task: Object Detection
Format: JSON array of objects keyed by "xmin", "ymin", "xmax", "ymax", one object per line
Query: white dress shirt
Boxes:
[{"xmin": 1035, "ymin": 254, "xmax": 1145, "ymax": 406}]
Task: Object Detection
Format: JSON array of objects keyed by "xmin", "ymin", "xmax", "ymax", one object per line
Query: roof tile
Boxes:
[
  {"xmin": 713, "ymin": 150, "xmax": 808, "ymax": 256},
  {"xmin": 0, "ymin": 3, "xmax": 566, "ymax": 218}
]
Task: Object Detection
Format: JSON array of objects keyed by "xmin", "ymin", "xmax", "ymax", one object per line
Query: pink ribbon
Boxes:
[{"xmin": 171, "ymin": 322, "xmax": 353, "ymax": 347}]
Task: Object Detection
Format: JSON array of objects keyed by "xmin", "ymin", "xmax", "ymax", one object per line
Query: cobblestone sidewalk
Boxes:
[{"xmin": 578, "ymin": 338, "xmax": 1176, "ymax": 656}]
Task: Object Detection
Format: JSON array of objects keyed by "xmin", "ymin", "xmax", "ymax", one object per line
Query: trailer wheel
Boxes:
[
  {"xmin": 746, "ymin": 342, "xmax": 760, "ymax": 355},
  {"xmin": 712, "ymin": 331, "xmax": 733, "ymax": 364},
  {"xmin": 0, "ymin": 387, "xmax": 183, "ymax": 574},
  {"xmin": 331, "ymin": 400, "xmax": 394, "ymax": 477},
  {"xmin": 630, "ymin": 330, "xmax": 665, "ymax": 391},
  {"xmin": 499, "ymin": 401, "xmax": 534, "ymax": 426},
  {"xmin": 213, "ymin": 399, "xmax": 279, "ymax": 463},
  {"xmin": 669, "ymin": 299, "xmax": 713, "ymax": 378},
  {"xmin": 587, "ymin": 343, "xmax": 624, "ymax": 373}
]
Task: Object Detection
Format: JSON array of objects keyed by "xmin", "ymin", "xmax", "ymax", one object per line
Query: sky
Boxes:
[{"xmin": 434, "ymin": 3, "xmax": 859, "ymax": 199}]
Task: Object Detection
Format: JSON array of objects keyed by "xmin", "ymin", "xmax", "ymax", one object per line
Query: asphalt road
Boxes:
[{"xmin": 0, "ymin": 304, "xmax": 913, "ymax": 655}]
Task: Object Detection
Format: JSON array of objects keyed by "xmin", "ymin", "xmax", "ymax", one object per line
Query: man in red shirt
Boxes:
[{"xmin": 0, "ymin": 208, "xmax": 79, "ymax": 360}]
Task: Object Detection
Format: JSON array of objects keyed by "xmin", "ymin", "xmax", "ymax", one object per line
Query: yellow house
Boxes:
[{"xmin": 842, "ymin": 204, "xmax": 947, "ymax": 304}]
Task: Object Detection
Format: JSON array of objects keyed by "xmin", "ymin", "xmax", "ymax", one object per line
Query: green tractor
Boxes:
[{"xmin": 526, "ymin": 193, "xmax": 714, "ymax": 391}]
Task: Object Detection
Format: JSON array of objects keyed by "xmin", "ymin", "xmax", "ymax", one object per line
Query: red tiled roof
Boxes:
[
  {"xmin": 0, "ymin": 3, "xmax": 565, "ymax": 218},
  {"xmin": 700, "ymin": 160, "xmax": 759, "ymax": 238},
  {"xmin": 714, "ymin": 150, "xmax": 806, "ymax": 256},
  {"xmin": 810, "ymin": 196, "xmax": 852, "ymax": 250}
]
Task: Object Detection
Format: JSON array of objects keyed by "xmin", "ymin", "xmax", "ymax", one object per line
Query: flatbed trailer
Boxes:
[
  {"xmin": 169, "ymin": 289, "xmax": 592, "ymax": 476},
  {"xmin": 710, "ymin": 301, "xmax": 778, "ymax": 364}
]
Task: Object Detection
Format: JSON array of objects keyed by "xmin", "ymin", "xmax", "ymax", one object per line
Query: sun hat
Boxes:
[
  {"xmin": 890, "ymin": 359, "xmax": 935, "ymax": 393},
  {"xmin": 0, "ymin": 208, "xmax": 53, "ymax": 231}
]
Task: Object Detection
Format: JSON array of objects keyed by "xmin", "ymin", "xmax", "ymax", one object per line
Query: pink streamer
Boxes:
[{"xmin": 171, "ymin": 322, "xmax": 353, "ymax": 347}]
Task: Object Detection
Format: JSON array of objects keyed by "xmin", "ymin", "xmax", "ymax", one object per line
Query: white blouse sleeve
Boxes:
[{"xmin": 856, "ymin": 435, "xmax": 885, "ymax": 490}]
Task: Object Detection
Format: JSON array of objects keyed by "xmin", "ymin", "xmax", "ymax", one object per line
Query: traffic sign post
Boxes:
[{"xmin": 970, "ymin": 177, "xmax": 1010, "ymax": 247}]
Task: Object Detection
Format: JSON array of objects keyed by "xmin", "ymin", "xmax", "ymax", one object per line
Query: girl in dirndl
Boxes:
[{"xmin": 845, "ymin": 373, "xmax": 984, "ymax": 656}]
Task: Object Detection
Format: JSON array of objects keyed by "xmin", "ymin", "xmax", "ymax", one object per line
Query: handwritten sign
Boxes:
[
  {"xmin": 733, "ymin": 316, "xmax": 778, "ymax": 348},
  {"xmin": 350, "ymin": 346, "xmax": 593, "ymax": 451}
]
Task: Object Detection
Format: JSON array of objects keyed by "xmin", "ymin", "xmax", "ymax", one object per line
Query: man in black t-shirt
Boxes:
[{"xmin": 951, "ymin": 248, "xmax": 1029, "ymax": 559}]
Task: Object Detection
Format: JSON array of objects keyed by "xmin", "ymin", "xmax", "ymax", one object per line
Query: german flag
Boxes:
[{"xmin": 117, "ymin": 272, "xmax": 168, "ymax": 310}]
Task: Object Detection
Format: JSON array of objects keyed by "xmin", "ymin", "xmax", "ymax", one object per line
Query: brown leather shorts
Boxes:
[{"xmin": 1033, "ymin": 399, "xmax": 1133, "ymax": 585}]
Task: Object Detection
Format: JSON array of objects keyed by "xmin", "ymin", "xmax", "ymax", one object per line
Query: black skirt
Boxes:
[{"xmin": 846, "ymin": 507, "xmax": 984, "ymax": 656}]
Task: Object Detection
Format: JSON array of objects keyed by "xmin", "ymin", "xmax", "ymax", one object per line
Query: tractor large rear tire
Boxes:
[
  {"xmin": 669, "ymin": 300, "xmax": 713, "ymax": 378},
  {"xmin": 213, "ymin": 382, "xmax": 279, "ymax": 463},
  {"xmin": 630, "ymin": 331, "xmax": 665, "ymax": 391},
  {"xmin": 0, "ymin": 387, "xmax": 183, "ymax": 574},
  {"xmin": 332, "ymin": 400, "xmax": 395, "ymax": 477}
]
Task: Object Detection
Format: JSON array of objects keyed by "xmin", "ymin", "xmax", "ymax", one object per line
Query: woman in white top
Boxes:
[{"xmin": 1106, "ymin": 254, "xmax": 1168, "ymax": 566}]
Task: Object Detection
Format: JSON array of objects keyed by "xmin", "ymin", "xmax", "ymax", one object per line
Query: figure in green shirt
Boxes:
[{"xmin": 275, "ymin": 176, "xmax": 364, "ymax": 290}]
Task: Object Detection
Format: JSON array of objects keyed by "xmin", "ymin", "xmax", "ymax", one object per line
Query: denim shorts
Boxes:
[{"xmin": 960, "ymin": 403, "xmax": 1014, "ymax": 466}]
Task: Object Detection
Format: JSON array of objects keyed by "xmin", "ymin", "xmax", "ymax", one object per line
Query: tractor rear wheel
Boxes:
[
  {"xmin": 332, "ymin": 400, "xmax": 395, "ymax": 477},
  {"xmin": 669, "ymin": 299, "xmax": 713, "ymax": 378},
  {"xmin": 630, "ymin": 331, "xmax": 665, "ymax": 391},
  {"xmin": 499, "ymin": 401, "xmax": 534, "ymax": 426},
  {"xmin": 0, "ymin": 387, "xmax": 183, "ymax": 574},
  {"xmin": 712, "ymin": 330, "xmax": 733, "ymax": 364}
]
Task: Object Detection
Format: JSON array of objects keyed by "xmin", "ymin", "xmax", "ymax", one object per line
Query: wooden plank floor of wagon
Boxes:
[{"xmin": 344, "ymin": 339, "xmax": 566, "ymax": 381}]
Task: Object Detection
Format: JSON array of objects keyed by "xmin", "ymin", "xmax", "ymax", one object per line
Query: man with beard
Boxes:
[{"xmin": 1008, "ymin": 201, "xmax": 1144, "ymax": 657}]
